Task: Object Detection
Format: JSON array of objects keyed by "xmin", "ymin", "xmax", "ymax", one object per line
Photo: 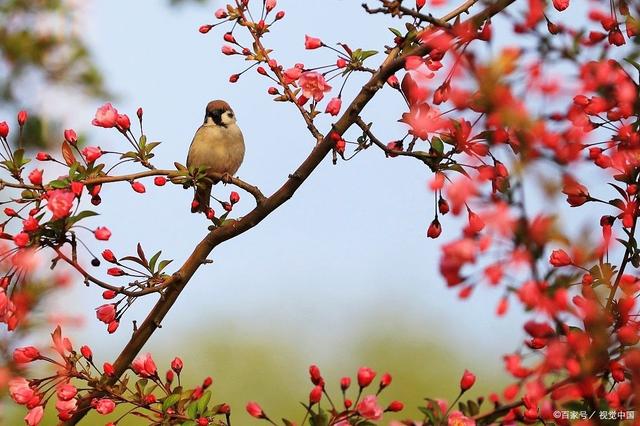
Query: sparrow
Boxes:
[{"xmin": 187, "ymin": 100, "xmax": 245, "ymax": 213}]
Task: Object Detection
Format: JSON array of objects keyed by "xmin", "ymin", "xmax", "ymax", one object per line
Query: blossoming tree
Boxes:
[{"xmin": 2, "ymin": 0, "xmax": 640, "ymax": 425}]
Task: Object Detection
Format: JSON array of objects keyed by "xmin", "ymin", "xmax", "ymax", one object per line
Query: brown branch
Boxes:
[
  {"xmin": 362, "ymin": 1, "xmax": 452, "ymax": 28},
  {"xmin": 63, "ymin": 0, "xmax": 517, "ymax": 423}
]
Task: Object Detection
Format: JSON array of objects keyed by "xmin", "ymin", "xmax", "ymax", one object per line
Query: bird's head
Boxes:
[{"xmin": 204, "ymin": 100, "xmax": 236, "ymax": 127}]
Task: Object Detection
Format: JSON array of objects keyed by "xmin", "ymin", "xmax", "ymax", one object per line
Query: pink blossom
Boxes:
[
  {"xmin": 93, "ymin": 398, "xmax": 116, "ymax": 415},
  {"xmin": 56, "ymin": 384, "xmax": 78, "ymax": 401},
  {"xmin": 28, "ymin": 169, "xmax": 43, "ymax": 186},
  {"xmin": 132, "ymin": 352, "xmax": 157, "ymax": 377},
  {"xmin": 265, "ymin": 0, "xmax": 276, "ymax": 12},
  {"xmin": 92, "ymin": 103, "xmax": 119, "ymax": 128},
  {"xmin": 356, "ymin": 395, "xmax": 383, "ymax": 420},
  {"xmin": 56, "ymin": 397, "xmax": 78, "ymax": 419},
  {"xmin": 448, "ymin": 411, "xmax": 476, "ymax": 426},
  {"xmin": 94, "ymin": 227, "xmax": 112, "ymax": 241},
  {"xmin": 96, "ymin": 304, "xmax": 116, "ymax": 324},
  {"xmin": 82, "ymin": 146, "xmax": 102, "ymax": 163},
  {"xmin": 325, "ymin": 97, "xmax": 342, "ymax": 116},
  {"xmin": 246, "ymin": 401, "xmax": 264, "ymax": 418},
  {"xmin": 24, "ymin": 406, "xmax": 44, "ymax": 426},
  {"xmin": 116, "ymin": 114, "xmax": 131, "ymax": 130},
  {"xmin": 283, "ymin": 67, "xmax": 303, "ymax": 84},
  {"xmin": 9, "ymin": 378, "xmax": 36, "ymax": 405},
  {"xmin": 46, "ymin": 190, "xmax": 75, "ymax": 220},
  {"xmin": 298, "ymin": 72, "xmax": 332, "ymax": 101},
  {"xmin": 552, "ymin": 0, "xmax": 569, "ymax": 11},
  {"xmin": 13, "ymin": 346, "xmax": 40, "ymax": 363}
]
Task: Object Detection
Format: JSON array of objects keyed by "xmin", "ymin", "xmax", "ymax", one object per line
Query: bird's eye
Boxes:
[{"xmin": 227, "ymin": 112, "xmax": 234, "ymax": 118}]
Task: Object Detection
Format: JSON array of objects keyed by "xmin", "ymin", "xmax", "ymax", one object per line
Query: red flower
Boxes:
[
  {"xmin": 96, "ymin": 304, "xmax": 116, "ymax": 324},
  {"xmin": 13, "ymin": 346, "xmax": 40, "ymax": 363},
  {"xmin": 246, "ymin": 401, "xmax": 264, "ymax": 418},
  {"xmin": 0, "ymin": 121, "xmax": 8, "ymax": 138},
  {"xmin": 131, "ymin": 181, "xmax": 146, "ymax": 193},
  {"xmin": 340, "ymin": 376, "xmax": 351, "ymax": 390},
  {"xmin": 103, "ymin": 362, "xmax": 115, "ymax": 376},
  {"xmin": 427, "ymin": 219, "xmax": 442, "ymax": 239},
  {"xmin": 13, "ymin": 232, "xmax": 29, "ymax": 247},
  {"xmin": 94, "ymin": 227, "xmax": 112, "ymax": 241},
  {"xmin": 357, "ymin": 366, "xmax": 376, "ymax": 388},
  {"xmin": 309, "ymin": 385, "xmax": 323, "ymax": 404},
  {"xmin": 325, "ymin": 97, "xmax": 342, "ymax": 116},
  {"xmin": 356, "ymin": 395, "xmax": 383, "ymax": 420},
  {"xmin": 92, "ymin": 103, "xmax": 119, "ymax": 128},
  {"xmin": 132, "ymin": 352, "xmax": 157, "ymax": 377},
  {"xmin": 387, "ymin": 400, "xmax": 404, "ymax": 412},
  {"xmin": 82, "ymin": 146, "xmax": 102, "ymax": 163},
  {"xmin": 379, "ymin": 372, "xmax": 392, "ymax": 389},
  {"xmin": 46, "ymin": 190, "xmax": 75, "ymax": 220},
  {"xmin": 117, "ymin": 114, "xmax": 131, "ymax": 131},
  {"xmin": 22, "ymin": 217, "xmax": 39, "ymax": 232},
  {"xmin": 101, "ymin": 249, "xmax": 117, "ymax": 263},
  {"xmin": 17, "ymin": 110, "xmax": 27, "ymax": 126},
  {"xmin": 230, "ymin": 191, "xmax": 240, "ymax": 204},
  {"xmin": 28, "ymin": 169, "xmax": 43, "ymax": 186},
  {"xmin": 549, "ymin": 249, "xmax": 572, "ymax": 267},
  {"xmin": 460, "ymin": 369, "xmax": 476, "ymax": 391},
  {"xmin": 107, "ymin": 267, "xmax": 124, "ymax": 276},
  {"xmin": 304, "ymin": 35, "xmax": 323, "ymax": 49},
  {"xmin": 24, "ymin": 406, "xmax": 43, "ymax": 426},
  {"xmin": 80, "ymin": 345, "xmax": 93, "ymax": 360},
  {"xmin": 562, "ymin": 175, "xmax": 589, "ymax": 207},
  {"xmin": 171, "ymin": 357, "xmax": 184, "ymax": 374}
]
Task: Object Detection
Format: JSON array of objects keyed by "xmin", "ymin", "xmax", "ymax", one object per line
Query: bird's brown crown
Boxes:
[{"xmin": 206, "ymin": 100, "xmax": 232, "ymax": 114}]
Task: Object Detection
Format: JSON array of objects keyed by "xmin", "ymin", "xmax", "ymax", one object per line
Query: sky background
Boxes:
[{"xmin": 5, "ymin": 0, "xmax": 609, "ymax": 423}]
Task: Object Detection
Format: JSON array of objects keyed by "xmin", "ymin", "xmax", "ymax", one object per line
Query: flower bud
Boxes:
[
  {"xmin": 460, "ymin": 369, "xmax": 476, "ymax": 392},
  {"xmin": 357, "ymin": 366, "xmax": 376, "ymax": 388},
  {"xmin": 17, "ymin": 110, "xmax": 27, "ymax": 126}
]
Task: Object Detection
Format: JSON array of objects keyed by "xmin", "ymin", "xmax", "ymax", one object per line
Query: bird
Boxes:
[{"xmin": 186, "ymin": 100, "xmax": 245, "ymax": 213}]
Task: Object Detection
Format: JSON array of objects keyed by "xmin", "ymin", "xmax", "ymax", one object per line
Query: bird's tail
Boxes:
[{"xmin": 192, "ymin": 184, "xmax": 211, "ymax": 213}]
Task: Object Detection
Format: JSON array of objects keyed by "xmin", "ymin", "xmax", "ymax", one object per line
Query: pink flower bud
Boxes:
[
  {"xmin": 80, "ymin": 345, "xmax": 93, "ymax": 360},
  {"xmin": 275, "ymin": 11, "xmax": 285, "ymax": 20},
  {"xmin": 230, "ymin": 191, "xmax": 240, "ymax": 204},
  {"xmin": 64, "ymin": 129, "xmax": 78, "ymax": 144},
  {"xmin": 131, "ymin": 181, "xmax": 146, "ymax": 193},
  {"xmin": 265, "ymin": 0, "xmax": 276, "ymax": 12},
  {"xmin": 17, "ymin": 110, "xmax": 27, "ymax": 126},
  {"xmin": 215, "ymin": 9, "xmax": 228, "ymax": 19},
  {"xmin": 116, "ymin": 114, "xmax": 131, "ymax": 131},
  {"xmin": 379, "ymin": 373, "xmax": 392, "ymax": 389},
  {"xmin": 325, "ymin": 97, "xmax": 342, "ymax": 116},
  {"xmin": 309, "ymin": 385, "xmax": 323, "ymax": 404},
  {"xmin": 101, "ymin": 249, "xmax": 116, "ymax": 263},
  {"xmin": 82, "ymin": 146, "xmax": 102, "ymax": 163},
  {"xmin": 94, "ymin": 227, "xmax": 112, "ymax": 241},
  {"xmin": 28, "ymin": 169, "xmax": 43, "ymax": 186},
  {"xmin": 460, "ymin": 369, "xmax": 476, "ymax": 391},
  {"xmin": 246, "ymin": 402, "xmax": 264, "ymax": 418},
  {"xmin": 199, "ymin": 24, "xmax": 213, "ymax": 34},
  {"xmin": 0, "ymin": 121, "xmax": 8, "ymax": 138},
  {"xmin": 13, "ymin": 347, "xmax": 40, "ymax": 363},
  {"xmin": 102, "ymin": 290, "xmax": 117, "ymax": 300},
  {"xmin": 96, "ymin": 304, "xmax": 116, "ymax": 324},
  {"xmin": 229, "ymin": 74, "xmax": 240, "ymax": 83},
  {"xmin": 340, "ymin": 376, "xmax": 351, "ymax": 390},
  {"xmin": 171, "ymin": 357, "xmax": 184, "ymax": 374},
  {"xmin": 154, "ymin": 176, "xmax": 167, "ymax": 186},
  {"xmin": 305, "ymin": 35, "xmax": 323, "ymax": 49},
  {"xmin": 427, "ymin": 218, "xmax": 442, "ymax": 239},
  {"xmin": 357, "ymin": 366, "xmax": 376, "ymax": 388},
  {"xmin": 549, "ymin": 249, "xmax": 572, "ymax": 267},
  {"xmin": 387, "ymin": 400, "xmax": 404, "ymax": 412},
  {"xmin": 103, "ymin": 362, "xmax": 115, "ymax": 376},
  {"xmin": 107, "ymin": 267, "xmax": 124, "ymax": 276}
]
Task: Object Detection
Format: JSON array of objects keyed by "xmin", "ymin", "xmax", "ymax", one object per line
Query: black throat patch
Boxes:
[{"xmin": 205, "ymin": 108, "xmax": 227, "ymax": 128}]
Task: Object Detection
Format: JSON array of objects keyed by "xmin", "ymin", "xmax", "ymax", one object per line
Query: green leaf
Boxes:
[
  {"xmin": 67, "ymin": 210, "xmax": 99, "ymax": 227},
  {"xmin": 149, "ymin": 251, "xmax": 162, "ymax": 273},
  {"xmin": 186, "ymin": 401, "xmax": 198, "ymax": 419},
  {"xmin": 49, "ymin": 179, "xmax": 69, "ymax": 189},
  {"xmin": 360, "ymin": 50, "xmax": 378, "ymax": 61},
  {"xmin": 196, "ymin": 391, "xmax": 211, "ymax": 415},
  {"xmin": 157, "ymin": 259, "xmax": 173, "ymax": 273},
  {"xmin": 163, "ymin": 393, "xmax": 181, "ymax": 412},
  {"xmin": 389, "ymin": 27, "xmax": 403, "ymax": 37},
  {"xmin": 431, "ymin": 137, "xmax": 444, "ymax": 154}
]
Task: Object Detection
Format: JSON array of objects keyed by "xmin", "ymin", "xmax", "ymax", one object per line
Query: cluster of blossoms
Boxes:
[{"xmin": 9, "ymin": 328, "xmax": 230, "ymax": 425}]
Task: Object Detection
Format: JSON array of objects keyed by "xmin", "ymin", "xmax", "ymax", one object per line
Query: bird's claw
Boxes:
[{"xmin": 221, "ymin": 173, "xmax": 233, "ymax": 184}]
